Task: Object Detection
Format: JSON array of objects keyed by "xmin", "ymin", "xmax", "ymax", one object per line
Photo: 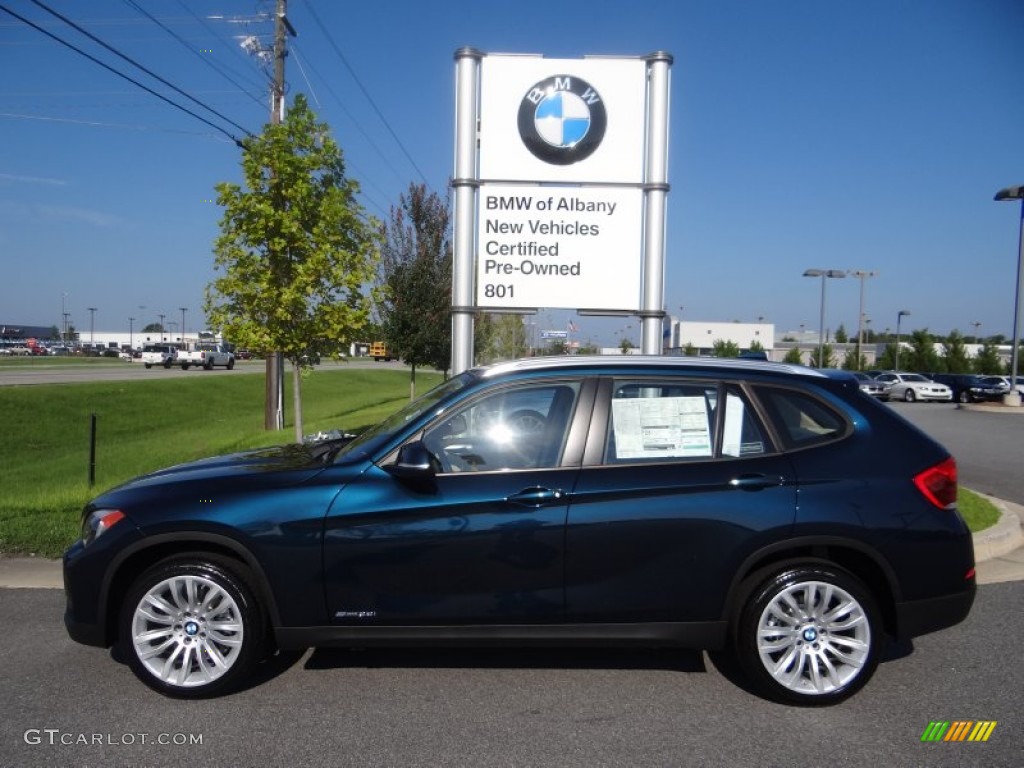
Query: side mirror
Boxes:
[{"xmin": 388, "ymin": 441, "xmax": 437, "ymax": 481}]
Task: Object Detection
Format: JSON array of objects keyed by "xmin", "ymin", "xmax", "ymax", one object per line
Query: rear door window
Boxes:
[{"xmin": 604, "ymin": 380, "xmax": 770, "ymax": 463}]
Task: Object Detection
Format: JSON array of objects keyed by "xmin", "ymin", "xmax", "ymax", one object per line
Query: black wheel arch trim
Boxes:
[
  {"xmin": 97, "ymin": 531, "xmax": 282, "ymax": 646},
  {"xmin": 721, "ymin": 535, "xmax": 903, "ymax": 626}
]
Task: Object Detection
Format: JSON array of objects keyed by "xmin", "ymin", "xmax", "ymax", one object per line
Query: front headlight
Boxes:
[{"xmin": 81, "ymin": 509, "xmax": 126, "ymax": 546}]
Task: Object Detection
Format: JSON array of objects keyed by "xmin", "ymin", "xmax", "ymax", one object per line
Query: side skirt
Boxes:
[{"xmin": 274, "ymin": 621, "xmax": 727, "ymax": 651}]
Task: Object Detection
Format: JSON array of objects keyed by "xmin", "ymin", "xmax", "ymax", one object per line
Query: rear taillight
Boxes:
[{"xmin": 913, "ymin": 456, "xmax": 958, "ymax": 509}]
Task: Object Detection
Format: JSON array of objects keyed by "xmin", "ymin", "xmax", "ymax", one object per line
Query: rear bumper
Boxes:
[{"xmin": 894, "ymin": 583, "xmax": 976, "ymax": 640}]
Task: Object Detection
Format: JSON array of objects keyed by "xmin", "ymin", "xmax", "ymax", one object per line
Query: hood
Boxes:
[{"xmin": 100, "ymin": 443, "xmax": 337, "ymax": 499}]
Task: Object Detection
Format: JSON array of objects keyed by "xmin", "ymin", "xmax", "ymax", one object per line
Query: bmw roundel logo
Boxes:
[{"xmin": 517, "ymin": 75, "xmax": 607, "ymax": 166}]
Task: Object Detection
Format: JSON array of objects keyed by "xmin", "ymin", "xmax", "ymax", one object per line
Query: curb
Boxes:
[{"xmin": 970, "ymin": 494, "xmax": 1024, "ymax": 562}]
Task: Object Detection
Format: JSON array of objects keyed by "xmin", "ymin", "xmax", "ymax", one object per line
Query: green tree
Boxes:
[
  {"xmin": 877, "ymin": 343, "xmax": 898, "ymax": 370},
  {"xmin": 683, "ymin": 342, "xmax": 698, "ymax": 356},
  {"xmin": 206, "ymin": 95, "xmax": 379, "ymax": 441},
  {"xmin": 618, "ymin": 338, "xmax": 635, "ymax": 354},
  {"xmin": 834, "ymin": 324, "xmax": 848, "ymax": 344},
  {"xmin": 142, "ymin": 323, "xmax": 163, "ymax": 334},
  {"xmin": 475, "ymin": 314, "xmax": 528, "ymax": 364},
  {"xmin": 906, "ymin": 329, "xmax": 941, "ymax": 373},
  {"xmin": 783, "ymin": 346, "xmax": 804, "ymax": 364},
  {"xmin": 378, "ymin": 183, "xmax": 452, "ymax": 396},
  {"xmin": 749, "ymin": 339, "xmax": 765, "ymax": 352},
  {"xmin": 712, "ymin": 339, "xmax": 739, "ymax": 357},
  {"xmin": 974, "ymin": 342, "xmax": 1003, "ymax": 374},
  {"xmin": 809, "ymin": 343, "xmax": 835, "ymax": 368},
  {"xmin": 940, "ymin": 329, "xmax": 971, "ymax": 373},
  {"xmin": 1007, "ymin": 342, "xmax": 1024, "ymax": 375},
  {"xmin": 841, "ymin": 348, "xmax": 866, "ymax": 370}
]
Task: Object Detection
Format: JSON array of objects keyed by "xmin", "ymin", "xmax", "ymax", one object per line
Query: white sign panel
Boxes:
[
  {"xmin": 479, "ymin": 55, "xmax": 647, "ymax": 184},
  {"xmin": 477, "ymin": 185, "xmax": 642, "ymax": 310}
]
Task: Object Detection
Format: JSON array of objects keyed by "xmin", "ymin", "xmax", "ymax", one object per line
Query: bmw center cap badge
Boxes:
[{"xmin": 517, "ymin": 75, "xmax": 607, "ymax": 165}]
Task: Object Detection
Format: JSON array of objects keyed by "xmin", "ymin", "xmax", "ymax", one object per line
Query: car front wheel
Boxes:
[
  {"xmin": 119, "ymin": 554, "xmax": 266, "ymax": 698},
  {"xmin": 904, "ymin": 389, "xmax": 916, "ymax": 402},
  {"xmin": 734, "ymin": 564, "xmax": 880, "ymax": 705}
]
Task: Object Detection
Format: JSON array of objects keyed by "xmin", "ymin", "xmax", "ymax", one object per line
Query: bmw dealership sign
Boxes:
[{"xmin": 451, "ymin": 50, "xmax": 672, "ymax": 372}]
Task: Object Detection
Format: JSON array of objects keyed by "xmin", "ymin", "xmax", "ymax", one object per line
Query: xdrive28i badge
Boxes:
[{"xmin": 517, "ymin": 75, "xmax": 607, "ymax": 165}]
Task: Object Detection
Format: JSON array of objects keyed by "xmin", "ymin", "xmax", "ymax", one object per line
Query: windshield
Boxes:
[
  {"xmin": 902, "ymin": 374, "xmax": 928, "ymax": 382},
  {"xmin": 332, "ymin": 371, "xmax": 478, "ymax": 461}
]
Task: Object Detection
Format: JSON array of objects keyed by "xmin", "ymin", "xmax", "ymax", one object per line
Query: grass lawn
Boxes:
[
  {"xmin": 0, "ymin": 367, "xmax": 442, "ymax": 557},
  {"xmin": 958, "ymin": 488, "xmax": 1002, "ymax": 533},
  {"xmin": 0, "ymin": 366, "xmax": 1003, "ymax": 557}
]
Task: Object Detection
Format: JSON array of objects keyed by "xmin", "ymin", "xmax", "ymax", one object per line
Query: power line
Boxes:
[
  {"xmin": 0, "ymin": 110, "xmax": 236, "ymax": 141},
  {"xmin": 174, "ymin": 0, "xmax": 274, "ymax": 92},
  {"xmin": 0, "ymin": 2, "xmax": 248, "ymax": 146},
  {"xmin": 28, "ymin": 0, "xmax": 253, "ymax": 137},
  {"xmin": 298, "ymin": 0, "xmax": 428, "ymax": 184},
  {"xmin": 122, "ymin": 0, "xmax": 267, "ymax": 112},
  {"xmin": 288, "ymin": 44, "xmax": 408, "ymax": 191}
]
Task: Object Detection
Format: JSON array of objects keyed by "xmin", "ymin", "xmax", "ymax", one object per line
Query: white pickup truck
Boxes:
[
  {"xmin": 179, "ymin": 343, "xmax": 235, "ymax": 370},
  {"xmin": 140, "ymin": 343, "xmax": 179, "ymax": 369}
]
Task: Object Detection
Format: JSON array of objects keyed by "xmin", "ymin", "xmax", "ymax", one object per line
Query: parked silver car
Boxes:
[{"xmin": 874, "ymin": 372, "xmax": 952, "ymax": 403}]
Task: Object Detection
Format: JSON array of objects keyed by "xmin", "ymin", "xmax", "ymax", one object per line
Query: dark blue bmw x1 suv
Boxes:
[{"xmin": 63, "ymin": 356, "xmax": 975, "ymax": 705}]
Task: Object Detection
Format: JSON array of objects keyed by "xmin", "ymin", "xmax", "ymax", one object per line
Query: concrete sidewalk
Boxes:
[{"xmin": 2, "ymin": 499, "xmax": 1021, "ymax": 589}]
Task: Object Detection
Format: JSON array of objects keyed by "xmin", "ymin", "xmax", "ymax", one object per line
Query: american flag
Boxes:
[{"xmin": 568, "ymin": 320, "xmax": 578, "ymax": 333}]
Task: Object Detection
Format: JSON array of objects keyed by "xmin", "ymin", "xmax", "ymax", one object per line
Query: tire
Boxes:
[
  {"xmin": 144, "ymin": 363, "xmax": 152, "ymax": 369},
  {"xmin": 904, "ymin": 389, "xmax": 916, "ymax": 402},
  {"xmin": 958, "ymin": 391, "xmax": 970, "ymax": 404},
  {"xmin": 204, "ymin": 359, "xmax": 213, "ymax": 370},
  {"xmin": 734, "ymin": 564, "xmax": 880, "ymax": 706},
  {"xmin": 119, "ymin": 554, "xmax": 267, "ymax": 698},
  {"xmin": 227, "ymin": 358, "xmax": 235, "ymax": 370},
  {"xmin": 163, "ymin": 360, "xmax": 172, "ymax": 369},
  {"xmin": 181, "ymin": 363, "xmax": 190, "ymax": 371}
]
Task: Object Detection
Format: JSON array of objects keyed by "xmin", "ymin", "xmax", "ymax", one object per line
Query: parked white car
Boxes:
[
  {"xmin": 983, "ymin": 375, "xmax": 1024, "ymax": 397},
  {"xmin": 874, "ymin": 372, "xmax": 952, "ymax": 403}
]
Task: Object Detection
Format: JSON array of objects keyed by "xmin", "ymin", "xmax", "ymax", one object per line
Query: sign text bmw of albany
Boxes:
[{"xmin": 477, "ymin": 185, "xmax": 642, "ymax": 310}]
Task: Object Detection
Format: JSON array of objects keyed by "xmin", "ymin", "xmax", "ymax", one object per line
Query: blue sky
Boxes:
[{"xmin": 1, "ymin": 0, "xmax": 1022, "ymax": 347}]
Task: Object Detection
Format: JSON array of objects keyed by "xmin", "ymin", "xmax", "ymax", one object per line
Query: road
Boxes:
[
  {"xmin": 0, "ymin": 585, "xmax": 1019, "ymax": 767},
  {"xmin": 0, "ymin": 358, "xmax": 406, "ymax": 386}
]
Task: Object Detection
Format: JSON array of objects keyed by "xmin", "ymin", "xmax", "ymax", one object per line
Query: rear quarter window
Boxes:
[{"xmin": 755, "ymin": 387, "xmax": 848, "ymax": 450}]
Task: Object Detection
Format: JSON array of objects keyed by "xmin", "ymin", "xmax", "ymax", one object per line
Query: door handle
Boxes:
[
  {"xmin": 729, "ymin": 474, "xmax": 784, "ymax": 491},
  {"xmin": 506, "ymin": 487, "xmax": 566, "ymax": 508}
]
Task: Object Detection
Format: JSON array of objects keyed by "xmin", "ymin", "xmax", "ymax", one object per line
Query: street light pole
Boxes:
[
  {"xmin": 995, "ymin": 184, "xmax": 1024, "ymax": 406},
  {"xmin": 895, "ymin": 310, "xmax": 910, "ymax": 371},
  {"xmin": 87, "ymin": 307, "xmax": 97, "ymax": 349},
  {"xmin": 129, "ymin": 317, "xmax": 134, "ymax": 352},
  {"xmin": 158, "ymin": 314, "xmax": 165, "ymax": 342},
  {"xmin": 179, "ymin": 307, "xmax": 188, "ymax": 346},
  {"xmin": 803, "ymin": 269, "xmax": 846, "ymax": 367},
  {"xmin": 850, "ymin": 270, "xmax": 877, "ymax": 370}
]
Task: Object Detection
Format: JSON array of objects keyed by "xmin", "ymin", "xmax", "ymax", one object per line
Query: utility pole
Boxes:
[{"xmin": 265, "ymin": 0, "xmax": 294, "ymax": 430}]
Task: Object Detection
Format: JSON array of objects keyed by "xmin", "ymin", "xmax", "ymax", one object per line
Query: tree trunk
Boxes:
[
  {"xmin": 292, "ymin": 360, "xmax": 303, "ymax": 443},
  {"xmin": 410, "ymin": 363, "xmax": 417, "ymax": 401}
]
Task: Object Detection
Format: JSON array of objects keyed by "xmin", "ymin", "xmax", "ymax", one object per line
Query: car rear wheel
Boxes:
[
  {"xmin": 119, "ymin": 554, "xmax": 266, "ymax": 698},
  {"xmin": 734, "ymin": 564, "xmax": 880, "ymax": 705},
  {"xmin": 904, "ymin": 389, "xmax": 916, "ymax": 402}
]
